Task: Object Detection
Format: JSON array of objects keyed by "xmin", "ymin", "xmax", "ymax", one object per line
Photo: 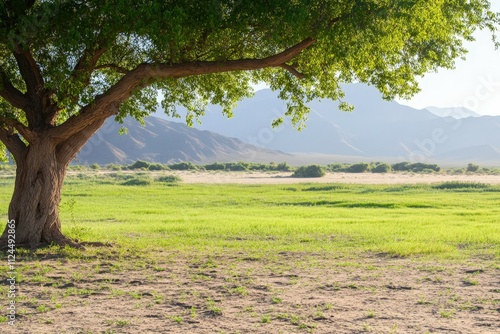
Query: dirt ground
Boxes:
[
  {"xmin": 6, "ymin": 251, "xmax": 500, "ymax": 334},
  {"xmin": 169, "ymin": 171, "xmax": 500, "ymax": 185}
]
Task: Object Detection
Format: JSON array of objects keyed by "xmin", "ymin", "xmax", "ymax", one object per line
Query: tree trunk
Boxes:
[{"xmin": 0, "ymin": 137, "xmax": 78, "ymax": 249}]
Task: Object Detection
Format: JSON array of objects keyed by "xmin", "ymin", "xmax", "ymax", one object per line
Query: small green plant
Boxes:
[
  {"xmin": 366, "ymin": 310, "xmax": 375, "ymax": 318},
  {"xmin": 116, "ymin": 319, "xmax": 131, "ymax": 327},
  {"xmin": 259, "ymin": 314, "xmax": 271, "ymax": 323},
  {"xmin": 463, "ymin": 276, "xmax": 478, "ymax": 286},
  {"xmin": 439, "ymin": 309, "xmax": 455, "ymax": 318},
  {"xmin": 230, "ymin": 286, "xmax": 248, "ymax": 296},
  {"xmin": 167, "ymin": 315, "xmax": 183, "ymax": 323},
  {"xmin": 388, "ymin": 324, "xmax": 399, "ymax": 334},
  {"xmin": 272, "ymin": 297, "xmax": 282, "ymax": 304},
  {"xmin": 36, "ymin": 304, "xmax": 48, "ymax": 313},
  {"xmin": 206, "ymin": 298, "xmax": 222, "ymax": 316},
  {"xmin": 290, "ymin": 314, "xmax": 300, "ymax": 325}
]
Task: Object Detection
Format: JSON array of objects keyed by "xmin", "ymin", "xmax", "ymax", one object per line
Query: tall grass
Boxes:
[{"xmin": 0, "ymin": 175, "xmax": 499, "ymax": 259}]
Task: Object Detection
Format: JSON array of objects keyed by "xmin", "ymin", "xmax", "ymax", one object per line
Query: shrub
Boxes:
[
  {"xmin": 148, "ymin": 163, "xmax": 167, "ymax": 171},
  {"xmin": 466, "ymin": 163, "xmax": 480, "ymax": 172},
  {"xmin": 410, "ymin": 163, "xmax": 440, "ymax": 173},
  {"xmin": 292, "ymin": 165, "xmax": 325, "ymax": 178},
  {"xmin": 225, "ymin": 162, "xmax": 249, "ymax": 171},
  {"xmin": 325, "ymin": 163, "xmax": 349, "ymax": 172},
  {"xmin": 129, "ymin": 160, "xmax": 151, "ymax": 170},
  {"xmin": 391, "ymin": 162, "xmax": 440, "ymax": 173},
  {"xmin": 204, "ymin": 162, "xmax": 226, "ymax": 171},
  {"xmin": 371, "ymin": 163, "xmax": 392, "ymax": 173},
  {"xmin": 276, "ymin": 162, "xmax": 292, "ymax": 171},
  {"xmin": 168, "ymin": 162, "xmax": 198, "ymax": 170},
  {"xmin": 157, "ymin": 175, "xmax": 182, "ymax": 183},
  {"xmin": 89, "ymin": 163, "xmax": 100, "ymax": 170},
  {"xmin": 248, "ymin": 163, "xmax": 274, "ymax": 171},
  {"xmin": 346, "ymin": 163, "xmax": 370, "ymax": 173},
  {"xmin": 392, "ymin": 162, "xmax": 412, "ymax": 171},
  {"xmin": 121, "ymin": 177, "xmax": 152, "ymax": 186},
  {"xmin": 105, "ymin": 163, "xmax": 122, "ymax": 171}
]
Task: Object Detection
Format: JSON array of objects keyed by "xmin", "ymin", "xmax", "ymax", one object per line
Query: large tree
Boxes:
[{"xmin": 0, "ymin": 0, "xmax": 498, "ymax": 248}]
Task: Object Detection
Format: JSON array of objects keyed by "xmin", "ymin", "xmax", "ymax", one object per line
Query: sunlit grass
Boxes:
[{"xmin": 0, "ymin": 173, "xmax": 499, "ymax": 259}]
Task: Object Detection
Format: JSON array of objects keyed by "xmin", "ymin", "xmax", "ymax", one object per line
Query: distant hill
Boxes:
[
  {"xmin": 425, "ymin": 106, "xmax": 482, "ymax": 119},
  {"xmin": 154, "ymin": 84, "xmax": 500, "ymax": 166},
  {"xmin": 75, "ymin": 117, "xmax": 290, "ymax": 165}
]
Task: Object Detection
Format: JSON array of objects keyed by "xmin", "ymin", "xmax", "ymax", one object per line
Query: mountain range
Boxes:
[
  {"xmin": 75, "ymin": 116, "xmax": 289, "ymax": 165},
  {"xmin": 76, "ymin": 84, "xmax": 500, "ymax": 166}
]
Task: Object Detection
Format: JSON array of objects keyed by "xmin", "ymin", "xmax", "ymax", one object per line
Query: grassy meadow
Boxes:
[{"xmin": 1, "ymin": 171, "xmax": 499, "ymax": 259}]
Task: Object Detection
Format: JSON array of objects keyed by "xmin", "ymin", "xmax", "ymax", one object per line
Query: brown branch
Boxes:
[
  {"xmin": 0, "ymin": 69, "xmax": 28, "ymax": 109},
  {"xmin": 50, "ymin": 37, "xmax": 316, "ymax": 142},
  {"xmin": 0, "ymin": 116, "xmax": 33, "ymax": 143},
  {"xmin": 13, "ymin": 45, "xmax": 44, "ymax": 98},
  {"xmin": 0, "ymin": 126, "xmax": 27, "ymax": 163},
  {"xmin": 12, "ymin": 45, "xmax": 47, "ymax": 127},
  {"xmin": 280, "ymin": 64, "xmax": 305, "ymax": 79},
  {"xmin": 62, "ymin": 46, "xmax": 108, "ymax": 104},
  {"xmin": 56, "ymin": 116, "xmax": 108, "ymax": 166},
  {"xmin": 71, "ymin": 46, "xmax": 108, "ymax": 82}
]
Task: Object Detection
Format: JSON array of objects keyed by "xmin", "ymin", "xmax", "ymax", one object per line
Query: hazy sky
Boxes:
[{"xmin": 396, "ymin": 2, "xmax": 500, "ymax": 116}]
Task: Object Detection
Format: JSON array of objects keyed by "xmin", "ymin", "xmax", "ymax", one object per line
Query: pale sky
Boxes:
[{"xmin": 396, "ymin": 2, "xmax": 500, "ymax": 116}]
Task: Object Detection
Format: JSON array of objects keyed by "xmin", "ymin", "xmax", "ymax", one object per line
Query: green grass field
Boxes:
[
  {"xmin": 1, "ymin": 172, "xmax": 500, "ymax": 333},
  {"xmin": 1, "ymin": 172, "xmax": 499, "ymax": 259}
]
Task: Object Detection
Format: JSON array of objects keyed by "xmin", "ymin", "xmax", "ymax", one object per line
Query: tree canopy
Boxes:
[{"xmin": 1, "ymin": 0, "xmax": 498, "ymax": 162}]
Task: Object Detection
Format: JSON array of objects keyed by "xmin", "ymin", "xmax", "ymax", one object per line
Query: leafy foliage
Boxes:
[
  {"xmin": 292, "ymin": 165, "xmax": 325, "ymax": 178},
  {"xmin": 346, "ymin": 163, "xmax": 371, "ymax": 173},
  {"xmin": 1, "ymin": 0, "xmax": 498, "ymax": 143}
]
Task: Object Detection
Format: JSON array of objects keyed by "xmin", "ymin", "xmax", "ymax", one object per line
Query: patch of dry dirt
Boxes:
[{"xmin": 7, "ymin": 252, "xmax": 500, "ymax": 334}]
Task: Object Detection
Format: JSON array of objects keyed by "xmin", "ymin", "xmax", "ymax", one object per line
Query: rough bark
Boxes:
[{"xmin": 0, "ymin": 125, "xmax": 103, "ymax": 249}]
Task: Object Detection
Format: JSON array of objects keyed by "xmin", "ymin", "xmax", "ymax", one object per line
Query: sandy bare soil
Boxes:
[
  {"xmin": 170, "ymin": 171, "xmax": 500, "ymax": 185},
  {"xmin": 8, "ymin": 252, "xmax": 500, "ymax": 334}
]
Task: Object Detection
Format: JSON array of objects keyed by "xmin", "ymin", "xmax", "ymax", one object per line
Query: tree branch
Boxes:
[
  {"xmin": 280, "ymin": 64, "xmax": 305, "ymax": 79},
  {"xmin": 56, "ymin": 116, "xmax": 108, "ymax": 166},
  {"xmin": 0, "ymin": 116, "xmax": 33, "ymax": 143},
  {"xmin": 50, "ymin": 37, "xmax": 316, "ymax": 142},
  {"xmin": 60, "ymin": 45, "xmax": 108, "ymax": 104},
  {"xmin": 13, "ymin": 45, "xmax": 45, "ymax": 99},
  {"xmin": 0, "ymin": 126, "xmax": 27, "ymax": 163},
  {"xmin": 13, "ymin": 45, "xmax": 47, "ymax": 126},
  {"xmin": 0, "ymin": 69, "xmax": 28, "ymax": 109}
]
